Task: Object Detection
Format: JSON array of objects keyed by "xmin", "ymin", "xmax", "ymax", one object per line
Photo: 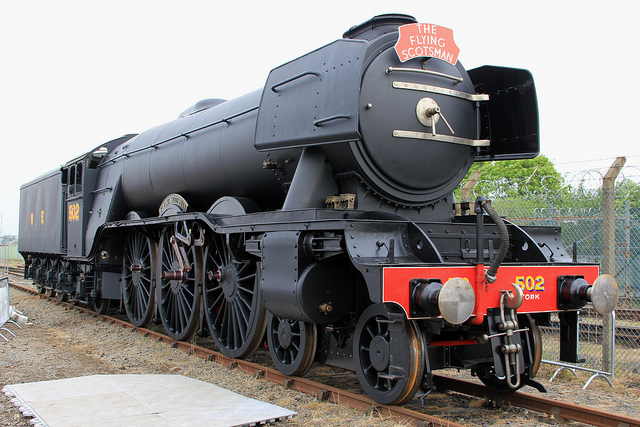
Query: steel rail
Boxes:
[
  {"xmin": 9, "ymin": 278, "xmax": 640, "ymax": 427},
  {"xmin": 8, "ymin": 280, "xmax": 462, "ymax": 427},
  {"xmin": 433, "ymin": 375, "xmax": 640, "ymax": 427}
]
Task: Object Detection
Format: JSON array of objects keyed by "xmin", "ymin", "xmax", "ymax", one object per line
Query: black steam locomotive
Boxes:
[{"xmin": 19, "ymin": 14, "xmax": 618, "ymax": 405}]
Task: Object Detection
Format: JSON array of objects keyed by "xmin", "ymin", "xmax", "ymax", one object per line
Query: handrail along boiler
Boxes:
[{"xmin": 18, "ymin": 14, "xmax": 618, "ymax": 405}]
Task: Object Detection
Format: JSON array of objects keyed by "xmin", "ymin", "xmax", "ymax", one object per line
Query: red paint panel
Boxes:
[{"xmin": 383, "ymin": 265, "xmax": 600, "ymax": 319}]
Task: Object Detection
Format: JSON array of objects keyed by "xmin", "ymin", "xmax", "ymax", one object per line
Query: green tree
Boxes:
[
  {"xmin": 462, "ymin": 155, "xmax": 562, "ymax": 198},
  {"xmin": 454, "ymin": 155, "xmax": 564, "ymax": 223},
  {"xmin": 616, "ymin": 179, "xmax": 640, "ymax": 210}
]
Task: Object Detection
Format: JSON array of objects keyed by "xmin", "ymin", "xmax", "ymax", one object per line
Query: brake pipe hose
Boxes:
[{"xmin": 481, "ymin": 198, "xmax": 509, "ymax": 283}]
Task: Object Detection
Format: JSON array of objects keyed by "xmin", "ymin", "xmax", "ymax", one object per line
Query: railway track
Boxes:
[
  {"xmin": 2, "ymin": 265, "xmax": 23, "ymax": 277},
  {"xmin": 6, "ymin": 274, "xmax": 639, "ymax": 427}
]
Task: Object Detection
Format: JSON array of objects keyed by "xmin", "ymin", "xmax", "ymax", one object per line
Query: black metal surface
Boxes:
[
  {"xmin": 343, "ymin": 14, "xmax": 416, "ymax": 40},
  {"xmin": 353, "ymin": 304, "xmax": 424, "ymax": 405},
  {"xmin": 281, "ymin": 147, "xmax": 337, "ymax": 210},
  {"xmin": 155, "ymin": 223, "xmax": 201, "ymax": 341},
  {"xmin": 122, "ymin": 230, "xmax": 156, "ymax": 327},
  {"xmin": 18, "ymin": 169, "xmax": 64, "ymax": 255},
  {"xmin": 469, "ymin": 66, "xmax": 539, "ymax": 161},
  {"xmin": 202, "ymin": 234, "xmax": 266, "ymax": 358},
  {"xmin": 355, "ymin": 50, "xmax": 477, "ymax": 205},
  {"xmin": 260, "ymin": 230, "xmax": 355, "ymax": 325},
  {"xmin": 267, "ymin": 314, "xmax": 317, "ymax": 377},
  {"xmin": 120, "ymin": 90, "xmax": 300, "ymax": 214},
  {"xmin": 558, "ymin": 275, "xmax": 590, "ymax": 310},
  {"xmin": 256, "ymin": 40, "xmax": 365, "ymax": 151},
  {"xmin": 558, "ymin": 310, "xmax": 584, "ymax": 363},
  {"xmin": 410, "ymin": 279, "xmax": 444, "ymax": 318}
]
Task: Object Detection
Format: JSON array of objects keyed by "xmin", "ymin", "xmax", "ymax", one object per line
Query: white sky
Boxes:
[{"xmin": 1, "ymin": 0, "xmax": 637, "ymax": 235}]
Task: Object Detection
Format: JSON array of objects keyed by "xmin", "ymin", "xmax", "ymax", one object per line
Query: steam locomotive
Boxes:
[{"xmin": 19, "ymin": 14, "xmax": 618, "ymax": 405}]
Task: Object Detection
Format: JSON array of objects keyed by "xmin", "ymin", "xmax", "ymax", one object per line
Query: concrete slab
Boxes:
[{"xmin": 3, "ymin": 374, "xmax": 296, "ymax": 427}]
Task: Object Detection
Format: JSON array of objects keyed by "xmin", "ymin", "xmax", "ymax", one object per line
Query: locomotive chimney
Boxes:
[{"xmin": 343, "ymin": 14, "xmax": 416, "ymax": 40}]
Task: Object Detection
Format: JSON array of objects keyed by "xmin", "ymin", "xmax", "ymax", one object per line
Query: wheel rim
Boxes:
[
  {"xmin": 203, "ymin": 236, "xmax": 266, "ymax": 358},
  {"xmin": 523, "ymin": 314, "xmax": 542, "ymax": 377},
  {"xmin": 33, "ymin": 259, "xmax": 44, "ymax": 293},
  {"xmin": 94, "ymin": 297, "xmax": 111, "ymax": 315},
  {"xmin": 52, "ymin": 260, "xmax": 66, "ymax": 301},
  {"xmin": 156, "ymin": 223, "xmax": 201, "ymax": 341},
  {"xmin": 267, "ymin": 314, "xmax": 317, "ymax": 376},
  {"xmin": 44, "ymin": 259, "xmax": 55, "ymax": 297},
  {"xmin": 122, "ymin": 230, "xmax": 156, "ymax": 327},
  {"xmin": 354, "ymin": 304, "xmax": 424, "ymax": 405}
]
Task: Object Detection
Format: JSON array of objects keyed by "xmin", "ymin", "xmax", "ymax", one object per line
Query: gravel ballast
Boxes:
[{"xmin": 2, "ymin": 278, "xmax": 639, "ymax": 426}]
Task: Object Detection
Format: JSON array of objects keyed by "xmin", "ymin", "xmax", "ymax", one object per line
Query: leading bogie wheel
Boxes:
[
  {"xmin": 267, "ymin": 314, "xmax": 317, "ymax": 377},
  {"xmin": 202, "ymin": 235, "xmax": 267, "ymax": 358},
  {"xmin": 93, "ymin": 296, "xmax": 111, "ymax": 315},
  {"xmin": 122, "ymin": 229, "xmax": 157, "ymax": 327},
  {"xmin": 353, "ymin": 304, "xmax": 424, "ymax": 405},
  {"xmin": 156, "ymin": 223, "xmax": 202, "ymax": 341}
]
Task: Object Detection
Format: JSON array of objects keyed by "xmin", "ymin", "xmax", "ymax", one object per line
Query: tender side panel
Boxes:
[
  {"xmin": 383, "ymin": 265, "xmax": 600, "ymax": 319},
  {"xmin": 18, "ymin": 170, "xmax": 64, "ymax": 255}
]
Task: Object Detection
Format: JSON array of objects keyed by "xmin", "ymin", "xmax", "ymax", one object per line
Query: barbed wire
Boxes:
[{"xmin": 459, "ymin": 163, "xmax": 640, "ymax": 200}]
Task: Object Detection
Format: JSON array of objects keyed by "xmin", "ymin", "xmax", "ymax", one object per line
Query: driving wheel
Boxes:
[
  {"xmin": 122, "ymin": 230, "xmax": 156, "ymax": 327},
  {"xmin": 156, "ymin": 223, "xmax": 202, "ymax": 341},
  {"xmin": 202, "ymin": 235, "xmax": 266, "ymax": 358}
]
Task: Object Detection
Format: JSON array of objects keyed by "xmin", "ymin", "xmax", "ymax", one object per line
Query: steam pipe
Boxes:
[{"xmin": 480, "ymin": 198, "xmax": 508, "ymax": 283}]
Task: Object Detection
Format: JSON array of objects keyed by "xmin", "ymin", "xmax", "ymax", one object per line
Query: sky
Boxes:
[{"xmin": 1, "ymin": 0, "xmax": 638, "ymax": 235}]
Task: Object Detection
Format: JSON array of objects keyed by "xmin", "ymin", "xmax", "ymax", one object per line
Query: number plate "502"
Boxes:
[
  {"xmin": 68, "ymin": 203, "xmax": 80, "ymax": 222},
  {"xmin": 515, "ymin": 275, "xmax": 545, "ymax": 292}
]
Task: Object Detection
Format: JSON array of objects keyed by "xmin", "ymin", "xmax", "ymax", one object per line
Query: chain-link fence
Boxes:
[{"xmin": 459, "ymin": 157, "xmax": 640, "ymax": 381}]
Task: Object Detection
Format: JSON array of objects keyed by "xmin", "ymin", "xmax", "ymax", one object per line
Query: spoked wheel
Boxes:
[
  {"xmin": 475, "ymin": 314, "xmax": 542, "ymax": 393},
  {"xmin": 267, "ymin": 314, "xmax": 317, "ymax": 376},
  {"xmin": 202, "ymin": 235, "xmax": 267, "ymax": 358},
  {"xmin": 93, "ymin": 296, "xmax": 111, "ymax": 315},
  {"xmin": 156, "ymin": 222, "xmax": 202, "ymax": 341},
  {"xmin": 50, "ymin": 260, "xmax": 66, "ymax": 301},
  {"xmin": 53, "ymin": 261, "xmax": 67, "ymax": 301},
  {"xmin": 122, "ymin": 230, "xmax": 156, "ymax": 327},
  {"xmin": 33, "ymin": 259, "xmax": 45, "ymax": 294},
  {"xmin": 55, "ymin": 289, "xmax": 67, "ymax": 301},
  {"xmin": 354, "ymin": 304, "xmax": 425, "ymax": 405},
  {"xmin": 43, "ymin": 259, "xmax": 55, "ymax": 297}
]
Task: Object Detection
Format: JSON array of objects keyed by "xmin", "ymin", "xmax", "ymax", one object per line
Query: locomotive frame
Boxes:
[{"xmin": 19, "ymin": 14, "xmax": 618, "ymax": 405}]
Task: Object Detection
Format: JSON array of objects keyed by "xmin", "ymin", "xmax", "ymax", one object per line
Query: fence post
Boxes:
[
  {"xmin": 602, "ymin": 156, "xmax": 625, "ymax": 375},
  {"xmin": 625, "ymin": 200, "xmax": 631, "ymax": 299}
]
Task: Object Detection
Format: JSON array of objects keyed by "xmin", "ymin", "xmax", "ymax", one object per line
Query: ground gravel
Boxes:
[{"xmin": 2, "ymin": 277, "xmax": 639, "ymax": 426}]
